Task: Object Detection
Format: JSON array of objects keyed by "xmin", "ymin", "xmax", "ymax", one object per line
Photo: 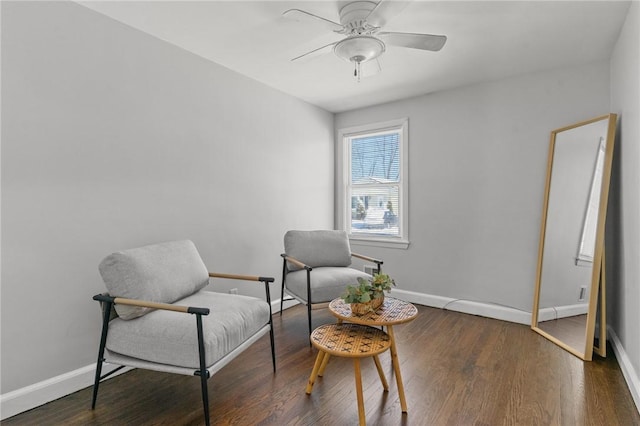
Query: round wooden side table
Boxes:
[
  {"xmin": 306, "ymin": 323, "xmax": 391, "ymax": 426},
  {"xmin": 328, "ymin": 297, "xmax": 418, "ymax": 413}
]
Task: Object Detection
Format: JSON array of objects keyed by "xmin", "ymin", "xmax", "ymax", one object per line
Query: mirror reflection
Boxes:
[{"xmin": 532, "ymin": 114, "xmax": 616, "ymax": 360}]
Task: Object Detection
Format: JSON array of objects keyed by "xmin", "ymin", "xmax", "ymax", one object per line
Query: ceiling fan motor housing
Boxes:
[
  {"xmin": 334, "ymin": 1, "xmax": 385, "ymax": 64},
  {"xmin": 339, "ymin": 1, "xmax": 378, "ymax": 33}
]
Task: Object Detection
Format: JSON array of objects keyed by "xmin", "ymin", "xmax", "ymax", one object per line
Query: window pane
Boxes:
[
  {"xmin": 350, "ymin": 185, "xmax": 399, "ymax": 237},
  {"xmin": 351, "ymin": 133, "xmax": 400, "ymax": 184}
]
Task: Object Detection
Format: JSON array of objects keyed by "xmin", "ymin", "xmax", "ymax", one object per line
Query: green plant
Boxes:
[{"xmin": 341, "ymin": 273, "xmax": 395, "ymax": 304}]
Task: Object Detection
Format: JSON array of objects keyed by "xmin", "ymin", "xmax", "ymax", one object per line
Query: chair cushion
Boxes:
[
  {"xmin": 285, "ymin": 267, "xmax": 371, "ymax": 304},
  {"xmin": 98, "ymin": 240, "xmax": 209, "ymax": 320},
  {"xmin": 284, "ymin": 230, "xmax": 352, "ymax": 271},
  {"xmin": 105, "ymin": 291, "xmax": 270, "ymax": 369}
]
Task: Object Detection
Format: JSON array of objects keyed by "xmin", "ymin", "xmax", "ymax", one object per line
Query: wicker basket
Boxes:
[{"xmin": 350, "ymin": 294, "xmax": 384, "ymax": 316}]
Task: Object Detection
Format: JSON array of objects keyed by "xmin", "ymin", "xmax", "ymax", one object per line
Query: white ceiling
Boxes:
[{"xmin": 78, "ymin": 1, "xmax": 631, "ymax": 113}]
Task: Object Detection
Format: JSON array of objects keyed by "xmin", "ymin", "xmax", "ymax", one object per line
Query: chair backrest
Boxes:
[
  {"xmin": 98, "ymin": 240, "xmax": 209, "ymax": 320},
  {"xmin": 284, "ymin": 230, "xmax": 352, "ymax": 271}
]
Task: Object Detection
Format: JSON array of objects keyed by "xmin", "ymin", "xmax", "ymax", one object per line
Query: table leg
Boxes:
[
  {"xmin": 318, "ymin": 319, "xmax": 341, "ymax": 376},
  {"xmin": 306, "ymin": 350, "xmax": 326, "ymax": 394},
  {"xmin": 387, "ymin": 326, "xmax": 408, "ymax": 412},
  {"xmin": 373, "ymin": 355, "xmax": 389, "ymax": 391},
  {"xmin": 318, "ymin": 352, "xmax": 331, "ymax": 376},
  {"xmin": 354, "ymin": 358, "xmax": 366, "ymax": 426}
]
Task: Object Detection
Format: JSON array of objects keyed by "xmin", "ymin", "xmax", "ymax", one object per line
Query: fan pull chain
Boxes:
[{"xmin": 354, "ymin": 61, "xmax": 361, "ymax": 83}]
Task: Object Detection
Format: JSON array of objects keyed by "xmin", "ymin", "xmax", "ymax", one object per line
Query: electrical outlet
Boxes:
[
  {"xmin": 229, "ymin": 288, "xmax": 238, "ymax": 295},
  {"xmin": 578, "ymin": 285, "xmax": 587, "ymax": 301},
  {"xmin": 363, "ymin": 265, "xmax": 376, "ymax": 276}
]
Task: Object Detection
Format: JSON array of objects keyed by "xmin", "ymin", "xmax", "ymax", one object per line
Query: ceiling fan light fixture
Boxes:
[{"xmin": 334, "ymin": 35, "xmax": 385, "ymax": 64}]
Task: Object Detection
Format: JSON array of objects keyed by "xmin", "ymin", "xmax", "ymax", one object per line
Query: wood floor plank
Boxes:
[{"xmin": 3, "ymin": 304, "xmax": 639, "ymax": 425}]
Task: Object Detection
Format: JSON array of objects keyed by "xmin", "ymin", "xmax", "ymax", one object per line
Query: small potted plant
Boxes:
[{"xmin": 341, "ymin": 273, "xmax": 395, "ymax": 315}]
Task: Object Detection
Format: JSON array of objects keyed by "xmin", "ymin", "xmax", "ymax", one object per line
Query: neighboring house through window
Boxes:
[{"xmin": 337, "ymin": 118, "xmax": 409, "ymax": 249}]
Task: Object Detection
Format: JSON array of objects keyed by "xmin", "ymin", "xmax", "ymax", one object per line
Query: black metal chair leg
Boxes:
[
  {"xmin": 195, "ymin": 314, "xmax": 210, "ymax": 426},
  {"xmin": 91, "ymin": 359, "xmax": 104, "ymax": 410},
  {"xmin": 199, "ymin": 372, "xmax": 210, "ymax": 426},
  {"xmin": 307, "ymin": 303, "xmax": 313, "ymax": 342},
  {"xmin": 91, "ymin": 297, "xmax": 113, "ymax": 409},
  {"xmin": 262, "ymin": 277, "xmax": 277, "ymax": 373},
  {"xmin": 269, "ymin": 323, "xmax": 276, "ymax": 373},
  {"xmin": 280, "ymin": 259, "xmax": 287, "ymax": 316},
  {"xmin": 306, "ymin": 268, "xmax": 313, "ymax": 344}
]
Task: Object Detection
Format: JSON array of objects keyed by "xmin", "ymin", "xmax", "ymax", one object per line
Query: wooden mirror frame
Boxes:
[{"xmin": 531, "ymin": 113, "xmax": 617, "ymax": 361}]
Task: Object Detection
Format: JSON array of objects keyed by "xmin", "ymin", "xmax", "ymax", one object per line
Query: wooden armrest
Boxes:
[
  {"xmin": 93, "ymin": 294, "xmax": 209, "ymax": 315},
  {"xmin": 209, "ymin": 272, "xmax": 275, "ymax": 283},
  {"xmin": 280, "ymin": 254, "xmax": 311, "ymax": 271},
  {"xmin": 209, "ymin": 271, "xmax": 274, "ymax": 309},
  {"xmin": 352, "ymin": 252, "xmax": 383, "ymax": 265}
]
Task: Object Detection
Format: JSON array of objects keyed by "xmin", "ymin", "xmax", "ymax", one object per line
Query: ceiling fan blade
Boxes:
[
  {"xmin": 365, "ymin": 1, "xmax": 412, "ymax": 28},
  {"xmin": 283, "ymin": 9, "xmax": 343, "ymax": 32},
  {"xmin": 378, "ymin": 32, "xmax": 447, "ymax": 51},
  {"xmin": 291, "ymin": 41, "xmax": 338, "ymax": 62}
]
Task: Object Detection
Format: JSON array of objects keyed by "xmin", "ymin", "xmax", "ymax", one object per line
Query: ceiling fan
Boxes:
[{"xmin": 283, "ymin": 0, "xmax": 447, "ymax": 80}]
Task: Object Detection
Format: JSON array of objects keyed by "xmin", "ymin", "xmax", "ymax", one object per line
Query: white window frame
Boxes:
[{"xmin": 336, "ymin": 118, "xmax": 409, "ymax": 249}]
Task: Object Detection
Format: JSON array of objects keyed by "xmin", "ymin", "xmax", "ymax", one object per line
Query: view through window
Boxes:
[{"xmin": 350, "ymin": 131, "xmax": 400, "ymax": 236}]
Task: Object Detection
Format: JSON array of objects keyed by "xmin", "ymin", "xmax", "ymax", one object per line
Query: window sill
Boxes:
[{"xmin": 349, "ymin": 236, "xmax": 410, "ymax": 250}]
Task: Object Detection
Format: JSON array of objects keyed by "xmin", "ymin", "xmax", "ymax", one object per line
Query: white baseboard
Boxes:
[
  {"xmin": 538, "ymin": 303, "xmax": 589, "ymax": 322},
  {"xmin": 390, "ymin": 288, "xmax": 532, "ymax": 325},
  {"xmin": 3, "ymin": 294, "xmax": 635, "ymax": 420},
  {"xmin": 0, "ymin": 364, "xmax": 130, "ymax": 421},
  {"xmin": 271, "ymin": 297, "xmax": 299, "ymax": 313},
  {"xmin": 392, "ymin": 290, "xmax": 638, "ymax": 416},
  {"xmin": 608, "ymin": 326, "xmax": 640, "ymax": 413}
]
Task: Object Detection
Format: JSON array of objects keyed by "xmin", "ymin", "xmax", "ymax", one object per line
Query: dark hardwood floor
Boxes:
[{"xmin": 4, "ymin": 304, "xmax": 639, "ymax": 425}]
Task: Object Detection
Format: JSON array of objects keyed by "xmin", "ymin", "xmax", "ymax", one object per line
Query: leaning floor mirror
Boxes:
[{"xmin": 531, "ymin": 113, "xmax": 617, "ymax": 361}]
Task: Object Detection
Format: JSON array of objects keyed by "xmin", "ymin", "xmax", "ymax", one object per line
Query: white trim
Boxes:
[
  {"xmin": 271, "ymin": 297, "xmax": 299, "ymax": 313},
  {"xmin": 537, "ymin": 303, "xmax": 589, "ymax": 322},
  {"xmin": 388, "ymin": 289, "xmax": 635, "ymax": 414},
  {"xmin": 0, "ymin": 364, "xmax": 131, "ymax": 421},
  {"xmin": 337, "ymin": 118, "xmax": 408, "ymax": 140},
  {"xmin": 350, "ymin": 237, "xmax": 410, "ymax": 250},
  {"xmin": 389, "ymin": 288, "xmax": 532, "ymax": 325},
  {"xmin": 608, "ymin": 327, "xmax": 640, "ymax": 414},
  {"xmin": 4, "ymin": 296, "xmax": 635, "ymax": 421},
  {"xmin": 4, "ymin": 292, "xmax": 517, "ymax": 420},
  {"xmin": 389, "ymin": 290, "xmax": 590, "ymax": 326},
  {"xmin": 336, "ymin": 118, "xmax": 409, "ymax": 248},
  {"xmin": 384, "ymin": 288, "xmax": 639, "ymax": 417}
]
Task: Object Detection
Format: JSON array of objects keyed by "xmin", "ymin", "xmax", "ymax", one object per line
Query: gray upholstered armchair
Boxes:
[
  {"xmin": 91, "ymin": 240, "xmax": 275, "ymax": 426},
  {"xmin": 280, "ymin": 230, "xmax": 383, "ymax": 336}
]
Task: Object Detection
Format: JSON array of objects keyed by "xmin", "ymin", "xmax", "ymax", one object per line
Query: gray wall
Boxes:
[
  {"xmin": 610, "ymin": 0, "xmax": 640, "ymax": 397},
  {"xmin": 335, "ymin": 61, "xmax": 611, "ymax": 313},
  {"xmin": 1, "ymin": 1, "xmax": 334, "ymax": 393}
]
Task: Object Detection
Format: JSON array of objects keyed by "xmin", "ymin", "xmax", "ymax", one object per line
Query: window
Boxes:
[
  {"xmin": 337, "ymin": 118, "xmax": 409, "ymax": 248},
  {"xmin": 576, "ymin": 136, "xmax": 606, "ymax": 266}
]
